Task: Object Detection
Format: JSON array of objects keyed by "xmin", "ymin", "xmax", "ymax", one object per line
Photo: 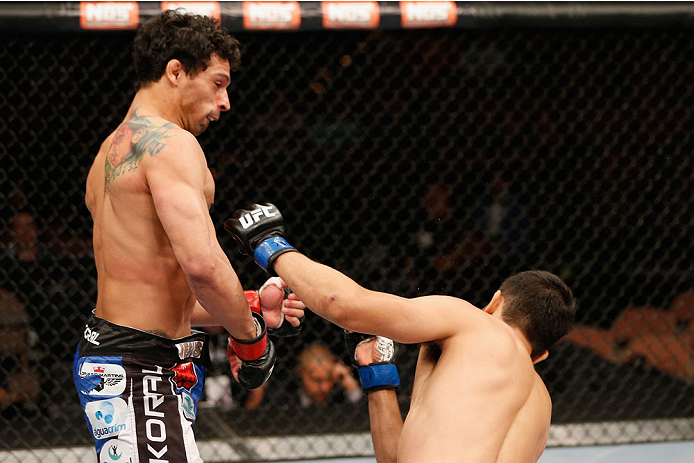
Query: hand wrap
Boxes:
[{"xmin": 343, "ymin": 331, "xmax": 400, "ymax": 393}]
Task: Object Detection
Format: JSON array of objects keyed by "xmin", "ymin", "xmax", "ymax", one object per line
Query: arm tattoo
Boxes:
[{"xmin": 105, "ymin": 108, "xmax": 175, "ymax": 189}]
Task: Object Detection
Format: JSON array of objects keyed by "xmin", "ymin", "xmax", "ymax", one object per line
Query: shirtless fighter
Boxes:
[
  {"xmin": 73, "ymin": 13, "xmax": 304, "ymax": 463},
  {"xmin": 225, "ymin": 204, "xmax": 576, "ymax": 463}
]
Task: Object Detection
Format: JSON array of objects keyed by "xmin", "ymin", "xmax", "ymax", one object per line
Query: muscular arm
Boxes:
[
  {"xmin": 147, "ymin": 133, "xmax": 255, "ymax": 340},
  {"xmin": 368, "ymin": 389, "xmax": 403, "ymax": 463},
  {"xmin": 273, "ymin": 252, "xmax": 478, "ymax": 343}
]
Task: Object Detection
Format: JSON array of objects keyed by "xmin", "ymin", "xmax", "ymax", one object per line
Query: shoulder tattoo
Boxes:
[{"xmin": 105, "ymin": 108, "xmax": 175, "ymax": 189}]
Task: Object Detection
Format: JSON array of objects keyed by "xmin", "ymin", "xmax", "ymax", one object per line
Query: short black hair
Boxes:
[
  {"xmin": 132, "ymin": 9, "xmax": 241, "ymax": 90},
  {"xmin": 499, "ymin": 270, "xmax": 576, "ymax": 358}
]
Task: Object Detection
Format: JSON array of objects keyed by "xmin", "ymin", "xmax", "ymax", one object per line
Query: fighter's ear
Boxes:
[
  {"xmin": 484, "ymin": 290, "xmax": 503, "ymax": 315},
  {"xmin": 532, "ymin": 350, "xmax": 549, "ymax": 364},
  {"xmin": 165, "ymin": 59, "xmax": 184, "ymax": 85}
]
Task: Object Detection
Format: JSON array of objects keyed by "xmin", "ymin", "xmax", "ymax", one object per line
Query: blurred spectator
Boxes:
[
  {"xmin": 1, "ymin": 211, "xmax": 68, "ymax": 413},
  {"xmin": 244, "ymin": 343, "xmax": 361, "ymax": 409},
  {"xmin": 0, "ymin": 289, "xmax": 40, "ymax": 415}
]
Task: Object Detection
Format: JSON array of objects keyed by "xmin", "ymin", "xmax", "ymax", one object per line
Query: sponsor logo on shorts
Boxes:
[
  {"xmin": 99, "ymin": 438, "xmax": 134, "ymax": 462},
  {"xmin": 161, "ymin": 1, "xmax": 221, "ymax": 21},
  {"xmin": 180, "ymin": 391, "xmax": 196, "ymax": 421},
  {"xmin": 322, "ymin": 2, "xmax": 380, "ymax": 29},
  {"xmin": 79, "ymin": 362, "xmax": 126, "ymax": 396},
  {"xmin": 86, "ymin": 398, "xmax": 128, "ymax": 440},
  {"xmin": 400, "ymin": 1, "xmax": 458, "ymax": 28},
  {"xmin": 175, "ymin": 340, "xmax": 204, "ymax": 360},
  {"xmin": 172, "ymin": 362, "xmax": 198, "ymax": 391},
  {"xmin": 243, "ymin": 2, "xmax": 301, "ymax": 30},
  {"xmin": 84, "ymin": 325, "xmax": 101, "ymax": 346},
  {"xmin": 79, "ymin": 2, "xmax": 140, "ymax": 30},
  {"xmin": 143, "ymin": 365, "xmax": 169, "ymax": 461}
]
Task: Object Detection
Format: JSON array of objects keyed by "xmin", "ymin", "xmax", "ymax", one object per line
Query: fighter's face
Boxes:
[{"xmin": 179, "ymin": 54, "xmax": 231, "ymax": 136}]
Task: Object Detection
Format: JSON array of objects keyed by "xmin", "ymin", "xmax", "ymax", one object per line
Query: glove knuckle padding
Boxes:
[
  {"xmin": 224, "ymin": 203, "xmax": 297, "ymax": 275},
  {"xmin": 239, "ymin": 339, "xmax": 276, "ymax": 390}
]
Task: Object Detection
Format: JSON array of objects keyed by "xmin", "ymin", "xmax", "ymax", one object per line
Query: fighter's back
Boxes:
[{"xmin": 85, "ymin": 110, "xmax": 209, "ymax": 338}]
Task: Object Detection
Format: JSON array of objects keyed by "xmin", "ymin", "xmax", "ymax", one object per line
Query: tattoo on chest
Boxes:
[{"xmin": 105, "ymin": 109, "xmax": 175, "ymax": 189}]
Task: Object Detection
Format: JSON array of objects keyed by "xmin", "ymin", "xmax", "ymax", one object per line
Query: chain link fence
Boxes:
[{"xmin": 1, "ymin": 25, "xmax": 693, "ymax": 460}]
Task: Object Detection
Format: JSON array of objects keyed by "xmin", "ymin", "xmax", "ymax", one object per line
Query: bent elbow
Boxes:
[
  {"xmin": 182, "ymin": 257, "xmax": 218, "ymax": 286},
  {"xmin": 325, "ymin": 287, "xmax": 368, "ymax": 329}
]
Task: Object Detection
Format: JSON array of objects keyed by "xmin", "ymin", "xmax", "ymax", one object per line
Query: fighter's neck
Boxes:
[{"xmin": 126, "ymin": 85, "xmax": 184, "ymax": 129}]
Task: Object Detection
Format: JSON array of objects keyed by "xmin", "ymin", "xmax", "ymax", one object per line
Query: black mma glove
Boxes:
[
  {"xmin": 343, "ymin": 331, "xmax": 400, "ymax": 393},
  {"xmin": 227, "ymin": 312, "xmax": 277, "ymax": 389},
  {"xmin": 224, "ymin": 203, "xmax": 298, "ymax": 276}
]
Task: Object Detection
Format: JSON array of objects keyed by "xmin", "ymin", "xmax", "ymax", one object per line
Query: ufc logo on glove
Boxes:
[{"xmin": 239, "ymin": 205, "xmax": 277, "ymax": 229}]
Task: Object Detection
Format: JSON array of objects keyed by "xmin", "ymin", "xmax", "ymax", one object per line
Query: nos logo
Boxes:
[{"xmin": 239, "ymin": 205, "xmax": 276, "ymax": 229}]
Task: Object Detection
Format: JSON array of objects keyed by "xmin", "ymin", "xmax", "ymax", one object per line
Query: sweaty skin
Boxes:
[
  {"xmin": 273, "ymin": 253, "xmax": 552, "ymax": 463},
  {"xmin": 85, "ymin": 55, "xmax": 256, "ymax": 340}
]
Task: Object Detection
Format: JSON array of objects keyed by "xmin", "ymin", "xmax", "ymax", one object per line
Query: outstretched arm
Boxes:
[
  {"xmin": 225, "ymin": 203, "xmax": 483, "ymax": 344},
  {"xmin": 273, "ymin": 252, "xmax": 476, "ymax": 344}
]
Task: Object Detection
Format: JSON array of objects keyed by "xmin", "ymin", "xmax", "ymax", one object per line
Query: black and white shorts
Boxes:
[{"xmin": 73, "ymin": 313, "xmax": 210, "ymax": 463}]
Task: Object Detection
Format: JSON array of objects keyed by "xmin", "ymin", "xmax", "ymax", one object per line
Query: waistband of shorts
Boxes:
[{"xmin": 78, "ymin": 313, "xmax": 211, "ymax": 367}]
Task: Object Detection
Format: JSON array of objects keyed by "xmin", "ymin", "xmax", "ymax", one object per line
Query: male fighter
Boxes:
[
  {"xmin": 73, "ymin": 12, "xmax": 303, "ymax": 463},
  {"xmin": 225, "ymin": 204, "xmax": 576, "ymax": 463}
]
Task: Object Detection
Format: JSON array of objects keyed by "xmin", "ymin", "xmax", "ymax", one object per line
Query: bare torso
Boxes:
[
  {"xmin": 85, "ymin": 108, "xmax": 214, "ymax": 338},
  {"xmin": 397, "ymin": 311, "xmax": 552, "ymax": 463}
]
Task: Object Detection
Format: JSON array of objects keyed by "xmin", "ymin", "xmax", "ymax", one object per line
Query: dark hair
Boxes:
[
  {"xmin": 499, "ymin": 270, "xmax": 576, "ymax": 358},
  {"xmin": 132, "ymin": 10, "xmax": 241, "ymax": 90}
]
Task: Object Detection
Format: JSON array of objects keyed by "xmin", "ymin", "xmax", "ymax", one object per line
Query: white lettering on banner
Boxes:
[
  {"xmin": 243, "ymin": 2, "xmax": 301, "ymax": 30},
  {"xmin": 84, "ymin": 325, "xmax": 101, "ymax": 345},
  {"xmin": 175, "ymin": 341, "xmax": 203, "ymax": 360},
  {"xmin": 327, "ymin": 3, "xmax": 370, "ymax": 22},
  {"xmin": 323, "ymin": 2, "xmax": 379, "ymax": 28},
  {"xmin": 247, "ymin": 3, "xmax": 294, "ymax": 24},
  {"xmin": 240, "ymin": 205, "xmax": 277, "ymax": 229},
  {"xmin": 142, "ymin": 366, "xmax": 168, "ymax": 461},
  {"xmin": 401, "ymin": 1, "xmax": 457, "ymax": 28},
  {"xmin": 80, "ymin": 1, "xmax": 139, "ymax": 29},
  {"xmin": 84, "ymin": 2, "xmax": 134, "ymax": 23}
]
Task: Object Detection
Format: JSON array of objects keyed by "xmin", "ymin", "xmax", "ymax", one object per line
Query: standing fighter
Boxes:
[
  {"xmin": 225, "ymin": 204, "xmax": 576, "ymax": 463},
  {"xmin": 73, "ymin": 12, "xmax": 304, "ymax": 463}
]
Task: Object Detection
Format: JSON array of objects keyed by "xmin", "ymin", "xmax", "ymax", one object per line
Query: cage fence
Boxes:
[{"xmin": 1, "ymin": 3, "xmax": 693, "ymax": 462}]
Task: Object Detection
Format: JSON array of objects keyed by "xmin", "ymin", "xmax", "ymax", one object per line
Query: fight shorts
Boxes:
[{"xmin": 73, "ymin": 312, "xmax": 211, "ymax": 463}]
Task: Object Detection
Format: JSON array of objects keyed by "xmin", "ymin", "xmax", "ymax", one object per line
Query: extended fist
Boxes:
[{"xmin": 224, "ymin": 203, "xmax": 297, "ymax": 275}]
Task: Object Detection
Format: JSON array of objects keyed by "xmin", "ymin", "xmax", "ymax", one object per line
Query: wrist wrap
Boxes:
[
  {"xmin": 244, "ymin": 290, "xmax": 261, "ymax": 314},
  {"xmin": 230, "ymin": 312, "xmax": 267, "ymax": 361},
  {"xmin": 358, "ymin": 363, "xmax": 400, "ymax": 392},
  {"xmin": 254, "ymin": 237, "xmax": 297, "ymax": 275}
]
